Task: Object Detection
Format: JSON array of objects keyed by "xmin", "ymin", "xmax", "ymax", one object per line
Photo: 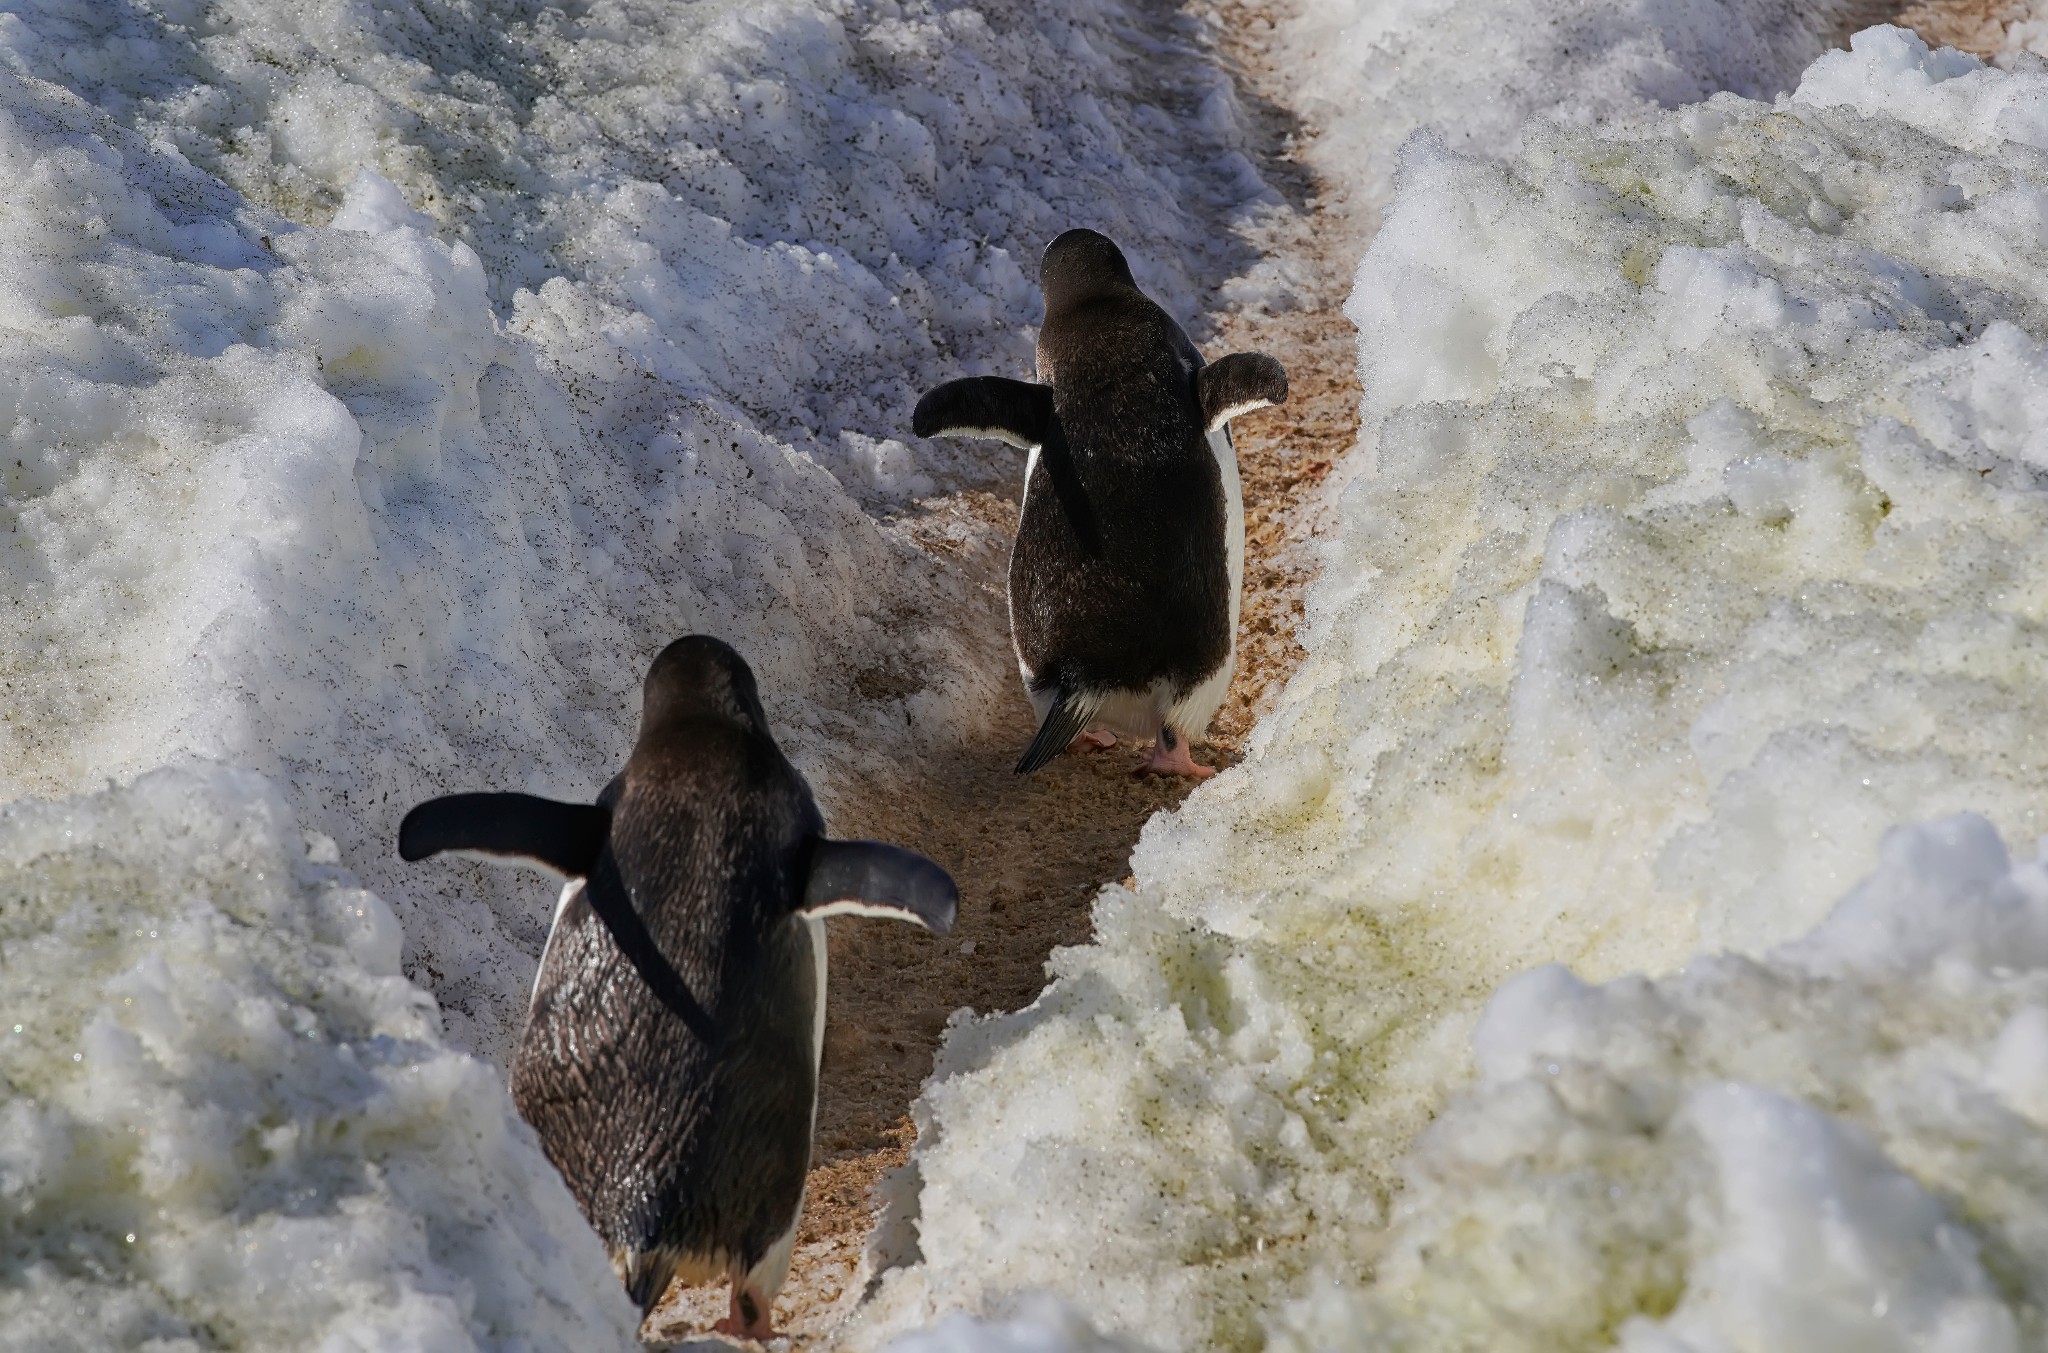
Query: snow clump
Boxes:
[
  {"xmin": 1278, "ymin": 813, "xmax": 2048, "ymax": 1349},
  {"xmin": 1268, "ymin": 0, "xmax": 1869, "ymax": 230},
  {"xmin": 0, "ymin": 765, "xmax": 639, "ymax": 1352}
]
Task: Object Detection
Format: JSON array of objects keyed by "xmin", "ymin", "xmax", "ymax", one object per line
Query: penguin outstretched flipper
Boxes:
[
  {"xmin": 914, "ymin": 376, "xmax": 1100, "ymax": 554},
  {"xmin": 1015, "ymin": 687, "xmax": 1100, "ymax": 776},
  {"xmin": 800, "ymin": 840, "xmax": 958, "ymax": 934},
  {"xmin": 912, "ymin": 375, "xmax": 1054, "ymax": 449},
  {"xmin": 398, "ymin": 792, "xmax": 610, "ymax": 877},
  {"xmin": 1198, "ymin": 352, "xmax": 1288, "ymax": 432},
  {"xmin": 400, "ymin": 790, "xmax": 715, "ymax": 1042}
]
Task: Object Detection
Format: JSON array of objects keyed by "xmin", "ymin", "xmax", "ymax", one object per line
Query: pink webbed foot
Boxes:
[
  {"xmin": 1066, "ymin": 724, "xmax": 1118, "ymax": 754},
  {"xmin": 712, "ymin": 1284, "xmax": 777, "ymax": 1342},
  {"xmin": 1136, "ymin": 728, "xmax": 1215, "ymax": 779}
]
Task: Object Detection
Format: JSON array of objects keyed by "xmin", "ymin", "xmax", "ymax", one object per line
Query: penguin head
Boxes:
[
  {"xmin": 639, "ymin": 635, "xmax": 769, "ymax": 737},
  {"xmin": 1041, "ymin": 229, "xmax": 1136, "ymax": 314}
]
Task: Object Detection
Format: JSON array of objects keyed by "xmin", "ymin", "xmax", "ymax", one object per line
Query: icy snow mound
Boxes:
[
  {"xmin": 2, "ymin": 0, "xmax": 1283, "ymax": 478},
  {"xmin": 866, "ymin": 28, "xmax": 2048, "ymax": 1349},
  {"xmin": 1276, "ymin": 813, "xmax": 2048, "ymax": 1349},
  {"xmin": 1272, "ymin": 0, "xmax": 1862, "ymax": 230},
  {"xmin": 882, "ymin": 1296, "xmax": 1149, "ymax": 1353},
  {"xmin": 0, "ymin": 764, "xmax": 638, "ymax": 1352}
]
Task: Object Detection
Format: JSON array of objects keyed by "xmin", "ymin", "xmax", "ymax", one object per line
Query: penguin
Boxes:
[
  {"xmin": 397, "ymin": 636, "xmax": 956, "ymax": 1340},
  {"xmin": 912, "ymin": 228, "xmax": 1287, "ymax": 778}
]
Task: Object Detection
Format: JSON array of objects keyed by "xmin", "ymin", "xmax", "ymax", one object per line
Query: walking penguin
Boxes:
[
  {"xmin": 912, "ymin": 227, "xmax": 1287, "ymax": 777},
  {"xmin": 398, "ymin": 636, "xmax": 956, "ymax": 1338}
]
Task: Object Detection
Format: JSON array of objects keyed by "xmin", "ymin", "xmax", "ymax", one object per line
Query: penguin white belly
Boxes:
[
  {"xmin": 1008, "ymin": 443, "xmax": 1044, "ymax": 689},
  {"xmin": 804, "ymin": 914, "xmax": 829, "ymax": 1086},
  {"xmin": 735, "ymin": 914, "xmax": 828, "ymax": 1310},
  {"xmin": 1092, "ymin": 681, "xmax": 1180, "ymax": 738},
  {"xmin": 1165, "ymin": 425, "xmax": 1243, "ymax": 735},
  {"xmin": 1212, "ymin": 424, "xmax": 1245, "ymax": 637}
]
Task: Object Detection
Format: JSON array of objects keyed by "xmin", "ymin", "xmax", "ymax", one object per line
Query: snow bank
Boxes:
[
  {"xmin": 1269, "ymin": 0, "xmax": 1865, "ymax": 230},
  {"xmin": 870, "ymin": 27, "xmax": 2048, "ymax": 1349},
  {"xmin": 882, "ymin": 1296, "xmax": 1146, "ymax": 1353},
  {"xmin": 1277, "ymin": 812, "xmax": 2048, "ymax": 1348},
  {"xmin": 0, "ymin": 0, "xmax": 1279, "ymax": 1060},
  {"xmin": 4, "ymin": 0, "xmax": 1283, "ymax": 475},
  {"xmin": 0, "ymin": 765, "xmax": 638, "ymax": 1352}
]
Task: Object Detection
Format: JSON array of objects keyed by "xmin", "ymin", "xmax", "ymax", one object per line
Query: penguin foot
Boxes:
[
  {"xmin": 1067, "ymin": 725, "xmax": 1118, "ymax": 754},
  {"xmin": 1136, "ymin": 734, "xmax": 1215, "ymax": 779},
  {"xmin": 712, "ymin": 1284, "xmax": 777, "ymax": 1342}
]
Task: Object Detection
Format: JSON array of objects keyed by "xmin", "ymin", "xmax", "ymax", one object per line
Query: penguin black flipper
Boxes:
[
  {"xmin": 799, "ymin": 840, "xmax": 959, "ymax": 934},
  {"xmin": 912, "ymin": 375, "xmax": 1053, "ymax": 448},
  {"xmin": 1198, "ymin": 352, "xmax": 1289, "ymax": 432},
  {"xmin": 1014, "ymin": 687, "xmax": 1099, "ymax": 776},
  {"xmin": 398, "ymin": 792, "xmax": 610, "ymax": 877},
  {"xmin": 913, "ymin": 377, "xmax": 1100, "ymax": 554}
]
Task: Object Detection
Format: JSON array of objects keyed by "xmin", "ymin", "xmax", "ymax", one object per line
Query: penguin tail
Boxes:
[
  {"xmin": 1015, "ymin": 688, "xmax": 1098, "ymax": 775},
  {"xmin": 614, "ymin": 1242, "xmax": 726, "ymax": 1317},
  {"xmin": 615, "ymin": 1244, "xmax": 683, "ymax": 1316}
]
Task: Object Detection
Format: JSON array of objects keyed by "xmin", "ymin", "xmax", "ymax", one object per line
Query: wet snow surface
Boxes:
[
  {"xmin": 0, "ymin": 766, "xmax": 643, "ymax": 1349},
  {"xmin": 2, "ymin": 0, "xmax": 2047, "ymax": 1347}
]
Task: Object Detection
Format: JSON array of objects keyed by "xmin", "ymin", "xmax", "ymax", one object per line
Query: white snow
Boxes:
[
  {"xmin": 867, "ymin": 25, "xmax": 2048, "ymax": 1351},
  {"xmin": 5, "ymin": 0, "xmax": 1283, "ymax": 466},
  {"xmin": 0, "ymin": 764, "xmax": 640, "ymax": 1352},
  {"xmin": 1266, "ymin": 0, "xmax": 1864, "ymax": 233},
  {"xmin": 1278, "ymin": 812, "xmax": 2048, "ymax": 1349}
]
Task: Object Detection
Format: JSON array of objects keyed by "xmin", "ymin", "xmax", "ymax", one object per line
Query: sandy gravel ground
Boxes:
[
  {"xmin": 1893, "ymin": 0, "xmax": 2033, "ymax": 52},
  {"xmin": 645, "ymin": 0, "xmax": 2014, "ymax": 1342}
]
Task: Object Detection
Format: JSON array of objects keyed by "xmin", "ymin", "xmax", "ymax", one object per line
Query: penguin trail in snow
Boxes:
[
  {"xmin": 398, "ymin": 636, "xmax": 956, "ymax": 1340},
  {"xmin": 914, "ymin": 228, "xmax": 1287, "ymax": 778}
]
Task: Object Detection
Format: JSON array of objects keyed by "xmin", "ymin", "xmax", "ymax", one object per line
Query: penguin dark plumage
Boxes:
[
  {"xmin": 912, "ymin": 228, "xmax": 1287, "ymax": 777},
  {"xmin": 398, "ymin": 637, "xmax": 955, "ymax": 1339}
]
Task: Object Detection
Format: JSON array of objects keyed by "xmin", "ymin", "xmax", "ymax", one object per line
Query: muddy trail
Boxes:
[{"xmin": 647, "ymin": 0, "xmax": 2017, "ymax": 1342}]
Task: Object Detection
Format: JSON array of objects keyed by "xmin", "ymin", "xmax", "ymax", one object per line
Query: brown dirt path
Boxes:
[
  {"xmin": 1891, "ymin": 0, "xmax": 2034, "ymax": 52},
  {"xmin": 646, "ymin": 0, "xmax": 2006, "ymax": 1342}
]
